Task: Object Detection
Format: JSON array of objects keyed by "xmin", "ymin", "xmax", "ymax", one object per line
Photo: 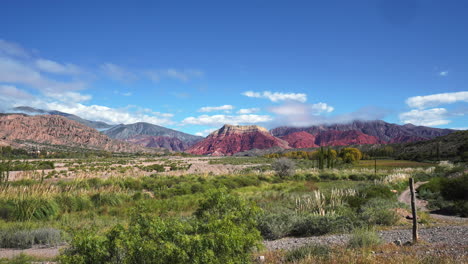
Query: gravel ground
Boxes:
[{"xmin": 263, "ymin": 225, "xmax": 468, "ymax": 251}]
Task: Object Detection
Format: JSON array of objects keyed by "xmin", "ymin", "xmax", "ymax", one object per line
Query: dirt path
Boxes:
[
  {"xmin": 398, "ymin": 181, "xmax": 468, "ymax": 223},
  {"xmin": 397, "ymin": 181, "xmax": 429, "ymax": 210}
]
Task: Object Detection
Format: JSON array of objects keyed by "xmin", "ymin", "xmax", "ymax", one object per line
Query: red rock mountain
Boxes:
[
  {"xmin": 0, "ymin": 114, "xmax": 160, "ymax": 153},
  {"xmin": 187, "ymin": 124, "xmax": 290, "ymax": 156},
  {"xmin": 271, "ymin": 120, "xmax": 454, "ymax": 144},
  {"xmin": 280, "ymin": 131, "xmax": 318, "ymax": 148},
  {"xmin": 315, "ymin": 130, "xmax": 380, "ymax": 146}
]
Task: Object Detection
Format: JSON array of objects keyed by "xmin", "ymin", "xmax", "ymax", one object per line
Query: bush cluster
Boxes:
[{"xmin": 60, "ymin": 189, "xmax": 262, "ymax": 264}]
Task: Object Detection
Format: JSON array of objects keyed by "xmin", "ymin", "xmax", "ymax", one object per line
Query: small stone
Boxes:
[{"xmin": 257, "ymin": 256, "xmax": 265, "ymax": 262}]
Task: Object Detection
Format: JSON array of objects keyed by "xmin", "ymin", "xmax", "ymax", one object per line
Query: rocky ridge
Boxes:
[{"xmin": 0, "ymin": 114, "xmax": 159, "ymax": 153}]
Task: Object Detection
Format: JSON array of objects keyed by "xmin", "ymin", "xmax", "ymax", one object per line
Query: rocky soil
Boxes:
[{"xmin": 264, "ymin": 225, "xmax": 468, "ymax": 253}]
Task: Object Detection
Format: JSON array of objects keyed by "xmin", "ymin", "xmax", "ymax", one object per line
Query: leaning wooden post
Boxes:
[{"xmin": 409, "ymin": 178, "xmax": 418, "ymax": 243}]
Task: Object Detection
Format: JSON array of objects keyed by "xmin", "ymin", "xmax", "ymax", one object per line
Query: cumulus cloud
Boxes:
[
  {"xmin": 406, "ymin": 91, "xmax": 468, "ymax": 109},
  {"xmin": 43, "ymin": 101, "xmax": 174, "ymax": 125},
  {"xmin": 399, "ymin": 108, "xmax": 451, "ymax": 126},
  {"xmin": 198, "ymin": 105, "xmax": 234, "ymax": 113},
  {"xmin": 237, "ymin": 108, "xmax": 260, "ymax": 114},
  {"xmin": 182, "ymin": 114, "xmax": 272, "ymax": 126},
  {"xmin": 242, "ymin": 91, "xmax": 307, "ymax": 103}
]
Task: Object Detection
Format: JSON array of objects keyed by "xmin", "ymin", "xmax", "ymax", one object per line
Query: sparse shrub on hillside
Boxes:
[{"xmin": 272, "ymin": 158, "xmax": 296, "ymax": 178}]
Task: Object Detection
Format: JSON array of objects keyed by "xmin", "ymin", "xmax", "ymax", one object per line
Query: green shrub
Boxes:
[
  {"xmin": 272, "ymin": 158, "xmax": 296, "ymax": 178},
  {"xmin": 347, "ymin": 228, "xmax": 382, "ymax": 248},
  {"xmin": 359, "ymin": 198, "xmax": 399, "ymax": 225},
  {"xmin": 0, "ymin": 198, "xmax": 60, "ymax": 221},
  {"xmin": 257, "ymin": 212, "xmax": 295, "ymax": 240},
  {"xmin": 60, "ymin": 189, "xmax": 263, "ymax": 264},
  {"xmin": 290, "ymin": 215, "xmax": 354, "ymax": 237},
  {"xmin": 55, "ymin": 195, "xmax": 93, "ymax": 212},
  {"xmin": 90, "ymin": 193, "xmax": 126, "ymax": 207},
  {"xmin": 285, "ymin": 244, "xmax": 330, "ymax": 262}
]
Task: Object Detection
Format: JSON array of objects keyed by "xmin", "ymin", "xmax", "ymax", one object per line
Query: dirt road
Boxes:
[{"xmin": 397, "ymin": 181, "xmax": 468, "ymax": 223}]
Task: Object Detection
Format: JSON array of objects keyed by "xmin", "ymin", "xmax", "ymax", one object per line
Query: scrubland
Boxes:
[{"xmin": 0, "ymin": 156, "xmax": 466, "ymax": 263}]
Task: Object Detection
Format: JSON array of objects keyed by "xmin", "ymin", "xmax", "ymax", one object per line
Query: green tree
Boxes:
[{"xmin": 340, "ymin": 148, "xmax": 362, "ymax": 163}]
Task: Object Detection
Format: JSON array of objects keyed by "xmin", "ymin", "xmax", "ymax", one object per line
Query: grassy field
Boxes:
[{"xmin": 356, "ymin": 159, "xmax": 434, "ymax": 168}]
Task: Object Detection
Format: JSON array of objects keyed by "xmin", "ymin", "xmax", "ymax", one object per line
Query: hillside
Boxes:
[
  {"xmin": 271, "ymin": 120, "xmax": 454, "ymax": 144},
  {"xmin": 391, "ymin": 130, "xmax": 468, "ymax": 161},
  {"xmin": 12, "ymin": 106, "xmax": 113, "ymax": 130},
  {"xmin": 0, "ymin": 114, "xmax": 160, "ymax": 153},
  {"xmin": 103, "ymin": 122, "xmax": 203, "ymax": 151},
  {"xmin": 187, "ymin": 124, "xmax": 290, "ymax": 156}
]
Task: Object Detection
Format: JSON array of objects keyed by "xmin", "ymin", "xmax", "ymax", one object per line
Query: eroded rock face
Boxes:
[
  {"xmin": 187, "ymin": 124, "xmax": 290, "ymax": 156},
  {"xmin": 280, "ymin": 131, "xmax": 318, "ymax": 148},
  {"xmin": 0, "ymin": 114, "xmax": 157, "ymax": 153}
]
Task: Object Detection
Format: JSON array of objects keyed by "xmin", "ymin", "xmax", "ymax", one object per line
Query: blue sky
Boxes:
[{"xmin": 0, "ymin": 0, "xmax": 467, "ymax": 136}]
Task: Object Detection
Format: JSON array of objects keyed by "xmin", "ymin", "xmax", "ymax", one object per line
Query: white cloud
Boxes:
[
  {"xmin": 145, "ymin": 68, "xmax": 204, "ymax": 82},
  {"xmin": 182, "ymin": 114, "xmax": 272, "ymax": 126},
  {"xmin": 237, "ymin": 108, "xmax": 260, "ymax": 114},
  {"xmin": 43, "ymin": 101, "xmax": 174, "ymax": 125},
  {"xmin": 242, "ymin": 91, "xmax": 307, "ymax": 103},
  {"xmin": 0, "ymin": 57, "xmax": 87, "ymax": 93},
  {"xmin": 47, "ymin": 91, "xmax": 92, "ymax": 103},
  {"xmin": 0, "ymin": 39, "xmax": 29, "ymax": 58},
  {"xmin": 194, "ymin": 128, "xmax": 217, "ymax": 137},
  {"xmin": 439, "ymin": 71, "xmax": 449, "ymax": 77},
  {"xmin": 0, "ymin": 85, "xmax": 34, "ymax": 101},
  {"xmin": 406, "ymin": 91, "xmax": 468, "ymax": 109},
  {"xmin": 269, "ymin": 102, "xmax": 333, "ymax": 116},
  {"xmin": 399, "ymin": 108, "xmax": 451, "ymax": 126},
  {"xmin": 100, "ymin": 63, "xmax": 137, "ymax": 82},
  {"xmin": 198, "ymin": 105, "xmax": 234, "ymax": 113},
  {"xmin": 35, "ymin": 59, "xmax": 82, "ymax": 75}
]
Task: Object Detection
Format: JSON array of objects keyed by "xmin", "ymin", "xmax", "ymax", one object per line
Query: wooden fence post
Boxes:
[{"xmin": 409, "ymin": 178, "xmax": 418, "ymax": 243}]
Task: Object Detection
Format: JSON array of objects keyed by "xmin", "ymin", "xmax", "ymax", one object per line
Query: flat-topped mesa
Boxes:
[
  {"xmin": 211, "ymin": 124, "xmax": 269, "ymax": 136},
  {"xmin": 187, "ymin": 124, "xmax": 290, "ymax": 156}
]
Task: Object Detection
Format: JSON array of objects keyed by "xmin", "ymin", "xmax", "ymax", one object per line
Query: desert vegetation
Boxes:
[{"xmin": 0, "ymin": 151, "xmax": 466, "ymax": 263}]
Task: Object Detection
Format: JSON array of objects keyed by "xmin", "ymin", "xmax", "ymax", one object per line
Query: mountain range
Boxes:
[
  {"xmin": 189, "ymin": 122, "xmax": 455, "ymax": 156},
  {"xmin": 1, "ymin": 107, "xmax": 459, "ymax": 155},
  {"xmin": 102, "ymin": 122, "xmax": 203, "ymax": 151}
]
